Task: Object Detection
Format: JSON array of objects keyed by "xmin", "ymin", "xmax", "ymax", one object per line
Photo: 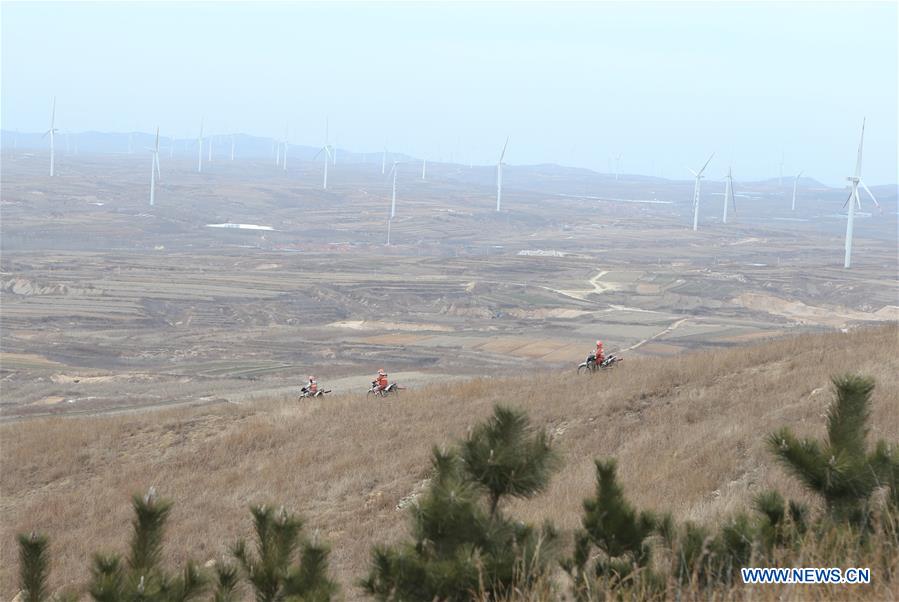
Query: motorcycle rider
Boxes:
[
  {"xmin": 588, "ymin": 340, "xmax": 605, "ymax": 366},
  {"xmin": 374, "ymin": 368, "xmax": 389, "ymax": 392},
  {"xmin": 305, "ymin": 375, "xmax": 318, "ymax": 395}
]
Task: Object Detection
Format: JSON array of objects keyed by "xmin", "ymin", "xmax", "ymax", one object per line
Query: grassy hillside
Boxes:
[{"xmin": 2, "ymin": 324, "xmax": 897, "ymax": 598}]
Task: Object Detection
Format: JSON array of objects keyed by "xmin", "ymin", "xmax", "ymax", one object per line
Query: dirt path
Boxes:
[
  {"xmin": 0, "ymin": 371, "xmax": 459, "ymax": 423},
  {"xmin": 624, "ymin": 317, "xmax": 691, "ymax": 352},
  {"xmin": 540, "ymin": 269, "xmax": 619, "ymax": 301}
]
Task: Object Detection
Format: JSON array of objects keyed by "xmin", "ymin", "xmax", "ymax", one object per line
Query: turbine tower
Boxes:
[
  {"xmin": 230, "ymin": 134, "xmax": 235, "ymax": 161},
  {"xmin": 197, "ymin": 119, "xmax": 204, "ymax": 173},
  {"xmin": 314, "ymin": 141, "xmax": 333, "ymax": 190},
  {"xmin": 282, "ymin": 125, "xmax": 289, "ymax": 171},
  {"xmin": 791, "ymin": 171, "xmax": 803, "ymax": 211},
  {"xmin": 722, "ymin": 166, "xmax": 737, "ymax": 224},
  {"xmin": 421, "ymin": 157, "xmax": 427, "ymax": 181},
  {"xmin": 496, "ymin": 137, "xmax": 509, "ymax": 212},
  {"xmin": 843, "ymin": 119, "xmax": 880, "ymax": 269},
  {"xmin": 389, "ymin": 160, "xmax": 401, "ymax": 218},
  {"xmin": 615, "ymin": 153, "xmax": 622, "ymax": 181},
  {"xmin": 148, "ymin": 127, "xmax": 161, "ymax": 206},
  {"xmin": 381, "ymin": 148, "xmax": 387, "ymax": 175},
  {"xmin": 44, "ymin": 97, "xmax": 59, "ymax": 176},
  {"xmin": 688, "ymin": 153, "xmax": 715, "ymax": 231}
]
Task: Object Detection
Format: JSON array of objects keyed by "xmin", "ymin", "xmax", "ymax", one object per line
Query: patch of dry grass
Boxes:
[{"xmin": 1, "ymin": 324, "xmax": 897, "ymax": 599}]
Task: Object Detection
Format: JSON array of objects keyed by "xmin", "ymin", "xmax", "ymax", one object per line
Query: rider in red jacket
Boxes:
[
  {"xmin": 591, "ymin": 340, "xmax": 605, "ymax": 365},
  {"xmin": 375, "ymin": 368, "xmax": 389, "ymax": 391}
]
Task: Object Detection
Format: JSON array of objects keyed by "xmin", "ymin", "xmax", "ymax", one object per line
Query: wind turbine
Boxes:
[
  {"xmin": 388, "ymin": 160, "xmax": 402, "ymax": 218},
  {"xmin": 496, "ymin": 137, "xmax": 509, "ymax": 212},
  {"xmin": 421, "ymin": 157, "xmax": 427, "ymax": 181},
  {"xmin": 230, "ymin": 134, "xmax": 235, "ymax": 161},
  {"xmin": 275, "ymin": 138, "xmax": 281, "ymax": 167},
  {"xmin": 791, "ymin": 171, "xmax": 803, "ymax": 211},
  {"xmin": 208, "ymin": 134, "xmax": 213, "ymax": 163},
  {"xmin": 197, "ymin": 119, "xmax": 204, "ymax": 173},
  {"xmin": 843, "ymin": 119, "xmax": 880, "ymax": 269},
  {"xmin": 313, "ymin": 142, "xmax": 333, "ymax": 190},
  {"xmin": 282, "ymin": 125, "xmax": 288, "ymax": 171},
  {"xmin": 381, "ymin": 148, "xmax": 387, "ymax": 175},
  {"xmin": 147, "ymin": 127, "xmax": 161, "ymax": 206},
  {"xmin": 722, "ymin": 166, "xmax": 737, "ymax": 224},
  {"xmin": 44, "ymin": 97, "xmax": 59, "ymax": 176},
  {"xmin": 615, "ymin": 153, "xmax": 622, "ymax": 180},
  {"xmin": 688, "ymin": 153, "xmax": 715, "ymax": 231}
]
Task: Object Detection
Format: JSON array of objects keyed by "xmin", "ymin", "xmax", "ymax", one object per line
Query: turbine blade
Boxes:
[
  {"xmin": 697, "ymin": 153, "xmax": 715, "ymax": 176},
  {"xmin": 499, "ymin": 137, "xmax": 509, "ymax": 162},
  {"xmin": 859, "ymin": 180, "xmax": 880, "ymax": 208},
  {"xmin": 843, "ymin": 190, "xmax": 853, "ymax": 208},
  {"xmin": 687, "ymin": 167, "xmax": 697, "ymax": 177}
]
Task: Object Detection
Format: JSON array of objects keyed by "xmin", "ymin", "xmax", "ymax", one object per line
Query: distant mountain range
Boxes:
[{"xmin": 3, "ymin": 129, "xmax": 889, "ymax": 193}]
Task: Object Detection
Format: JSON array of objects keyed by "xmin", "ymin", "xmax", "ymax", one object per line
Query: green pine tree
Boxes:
[
  {"xmin": 363, "ymin": 405, "xmax": 560, "ymax": 601},
  {"xmin": 566, "ymin": 458, "xmax": 658, "ymax": 594},
  {"xmin": 769, "ymin": 374, "xmax": 897, "ymax": 524},
  {"xmin": 87, "ymin": 488, "xmax": 206, "ymax": 602},
  {"xmin": 461, "ymin": 405, "xmax": 558, "ymax": 516},
  {"xmin": 232, "ymin": 505, "xmax": 337, "ymax": 602},
  {"xmin": 18, "ymin": 532, "xmax": 50, "ymax": 602}
]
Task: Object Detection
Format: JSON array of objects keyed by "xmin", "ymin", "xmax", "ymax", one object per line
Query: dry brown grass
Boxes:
[{"xmin": 2, "ymin": 324, "xmax": 898, "ymax": 599}]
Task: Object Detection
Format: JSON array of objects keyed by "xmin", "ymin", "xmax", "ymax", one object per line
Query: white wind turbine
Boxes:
[
  {"xmin": 230, "ymin": 134, "xmax": 235, "ymax": 161},
  {"xmin": 688, "ymin": 153, "xmax": 715, "ymax": 231},
  {"xmin": 282, "ymin": 126, "xmax": 289, "ymax": 171},
  {"xmin": 208, "ymin": 134, "xmax": 213, "ymax": 163},
  {"xmin": 381, "ymin": 147, "xmax": 387, "ymax": 175},
  {"xmin": 147, "ymin": 127, "xmax": 161, "ymax": 206},
  {"xmin": 313, "ymin": 141, "xmax": 333, "ymax": 190},
  {"xmin": 722, "ymin": 166, "xmax": 737, "ymax": 224},
  {"xmin": 496, "ymin": 137, "xmax": 509, "ymax": 212},
  {"xmin": 615, "ymin": 153, "xmax": 622, "ymax": 180},
  {"xmin": 275, "ymin": 138, "xmax": 281, "ymax": 167},
  {"xmin": 421, "ymin": 157, "xmax": 427, "ymax": 181},
  {"xmin": 44, "ymin": 97, "xmax": 59, "ymax": 176},
  {"xmin": 791, "ymin": 171, "xmax": 803, "ymax": 211},
  {"xmin": 197, "ymin": 119, "xmax": 204, "ymax": 173},
  {"xmin": 388, "ymin": 160, "xmax": 403, "ymax": 218},
  {"xmin": 843, "ymin": 119, "xmax": 880, "ymax": 269}
]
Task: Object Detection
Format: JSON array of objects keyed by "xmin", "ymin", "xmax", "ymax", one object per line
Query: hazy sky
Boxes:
[{"xmin": 2, "ymin": 1, "xmax": 897, "ymax": 185}]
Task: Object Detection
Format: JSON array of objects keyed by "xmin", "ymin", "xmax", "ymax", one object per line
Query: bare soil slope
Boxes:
[{"xmin": 2, "ymin": 325, "xmax": 897, "ymax": 598}]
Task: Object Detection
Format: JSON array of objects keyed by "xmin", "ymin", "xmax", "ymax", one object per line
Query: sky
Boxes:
[{"xmin": 2, "ymin": 1, "xmax": 897, "ymax": 185}]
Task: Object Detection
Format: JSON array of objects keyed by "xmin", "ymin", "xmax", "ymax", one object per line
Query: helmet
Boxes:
[
  {"xmin": 378, "ymin": 368, "xmax": 385, "ymax": 375},
  {"xmin": 596, "ymin": 340, "xmax": 603, "ymax": 347},
  {"xmin": 309, "ymin": 376, "xmax": 316, "ymax": 381}
]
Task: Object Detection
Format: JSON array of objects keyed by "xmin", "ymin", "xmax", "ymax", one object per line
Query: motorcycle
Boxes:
[
  {"xmin": 298, "ymin": 386, "xmax": 331, "ymax": 400},
  {"xmin": 367, "ymin": 381, "xmax": 403, "ymax": 397},
  {"xmin": 577, "ymin": 353, "xmax": 622, "ymax": 374}
]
